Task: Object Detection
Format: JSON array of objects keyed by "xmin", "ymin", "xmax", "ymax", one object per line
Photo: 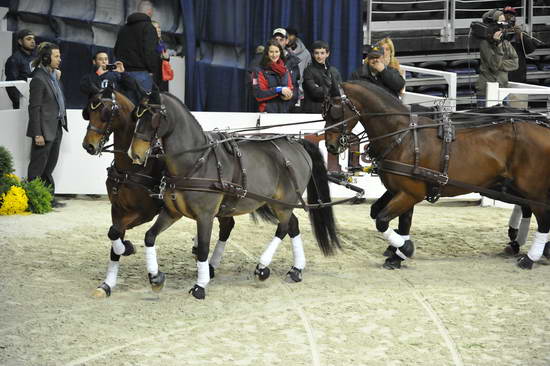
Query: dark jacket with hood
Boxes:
[
  {"xmin": 302, "ymin": 60, "xmax": 342, "ymax": 113},
  {"xmin": 114, "ymin": 12, "xmax": 160, "ymax": 83},
  {"xmin": 5, "ymin": 48, "xmax": 36, "ymax": 108},
  {"xmin": 252, "ymin": 64, "xmax": 294, "ymax": 113}
]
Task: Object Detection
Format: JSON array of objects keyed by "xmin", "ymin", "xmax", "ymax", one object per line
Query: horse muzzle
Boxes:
[{"xmin": 82, "ymin": 141, "xmax": 99, "ymax": 155}]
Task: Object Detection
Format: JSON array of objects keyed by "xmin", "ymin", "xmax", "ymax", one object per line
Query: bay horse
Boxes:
[
  {"xmin": 81, "ymin": 86, "xmax": 252, "ymax": 297},
  {"xmin": 323, "ymin": 80, "xmax": 550, "ymax": 269},
  {"xmin": 128, "ymin": 92, "xmax": 341, "ymax": 299}
]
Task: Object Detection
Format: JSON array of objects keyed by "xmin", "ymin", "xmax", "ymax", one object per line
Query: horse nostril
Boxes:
[{"xmin": 83, "ymin": 143, "xmax": 95, "ymax": 155}]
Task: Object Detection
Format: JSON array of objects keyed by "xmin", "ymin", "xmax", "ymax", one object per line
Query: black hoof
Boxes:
[
  {"xmin": 508, "ymin": 226, "xmax": 518, "ymax": 242},
  {"xmin": 543, "ymin": 242, "xmax": 550, "ymax": 260},
  {"xmin": 383, "ymin": 254, "xmax": 403, "ymax": 270},
  {"xmin": 504, "ymin": 241, "xmax": 520, "ymax": 256},
  {"xmin": 286, "ymin": 267, "xmax": 303, "ymax": 282},
  {"xmin": 189, "ymin": 284, "xmax": 205, "ymax": 300},
  {"xmin": 254, "ymin": 264, "xmax": 271, "ymax": 281},
  {"xmin": 209, "ymin": 264, "xmax": 215, "ymax": 279},
  {"xmin": 517, "ymin": 255, "xmax": 534, "ymax": 270},
  {"xmin": 122, "ymin": 240, "xmax": 136, "ymax": 256},
  {"xmin": 383, "ymin": 246, "xmax": 395, "ymax": 257},
  {"xmin": 97, "ymin": 282, "xmax": 111, "ymax": 297},
  {"xmin": 148, "ymin": 271, "xmax": 166, "ymax": 292}
]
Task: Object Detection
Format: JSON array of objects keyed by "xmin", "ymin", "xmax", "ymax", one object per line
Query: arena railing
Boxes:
[
  {"xmin": 485, "ymin": 81, "xmax": 550, "ymax": 116},
  {"xmin": 0, "ymin": 80, "xmax": 30, "ymax": 109},
  {"xmin": 401, "ymin": 65, "xmax": 457, "ymax": 111}
]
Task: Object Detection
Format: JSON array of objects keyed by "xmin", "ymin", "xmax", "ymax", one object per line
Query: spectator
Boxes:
[
  {"xmin": 378, "ymin": 37, "xmax": 406, "ymax": 96},
  {"xmin": 79, "ymin": 51, "xmax": 144, "ymax": 104},
  {"xmin": 5, "ymin": 29, "xmax": 36, "ymax": 109},
  {"xmin": 252, "ymin": 40, "xmax": 294, "ymax": 113},
  {"xmin": 476, "ymin": 9, "xmax": 518, "ymax": 106},
  {"xmin": 114, "ymin": 0, "xmax": 159, "ymax": 92},
  {"xmin": 302, "ymin": 40, "xmax": 342, "ymax": 114},
  {"xmin": 503, "ymin": 6, "xmax": 537, "ymax": 109},
  {"xmin": 272, "ymin": 28, "xmax": 301, "ymax": 111},
  {"xmin": 152, "ymin": 20, "xmax": 171, "ymax": 92},
  {"xmin": 26, "ymin": 42, "xmax": 68, "ymax": 208},
  {"xmin": 286, "ymin": 27, "xmax": 312, "ymax": 105},
  {"xmin": 246, "ymin": 45, "xmax": 265, "ymax": 111},
  {"xmin": 350, "ymin": 45, "xmax": 405, "ymax": 98}
]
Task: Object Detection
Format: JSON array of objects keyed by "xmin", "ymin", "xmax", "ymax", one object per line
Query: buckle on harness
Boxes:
[
  {"xmin": 438, "ymin": 174, "xmax": 449, "ymax": 185},
  {"xmin": 151, "ymin": 177, "xmax": 167, "ymax": 200}
]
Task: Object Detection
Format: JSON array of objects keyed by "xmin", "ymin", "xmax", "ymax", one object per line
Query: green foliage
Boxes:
[
  {"xmin": 0, "ymin": 174, "xmax": 20, "ymax": 196},
  {"xmin": 22, "ymin": 178, "xmax": 52, "ymax": 214},
  {"xmin": 0, "ymin": 146, "xmax": 14, "ymax": 176}
]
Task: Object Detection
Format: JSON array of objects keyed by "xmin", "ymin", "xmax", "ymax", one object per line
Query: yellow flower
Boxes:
[
  {"xmin": 0, "ymin": 185, "xmax": 29, "ymax": 215},
  {"xmin": 5, "ymin": 173, "xmax": 20, "ymax": 182}
]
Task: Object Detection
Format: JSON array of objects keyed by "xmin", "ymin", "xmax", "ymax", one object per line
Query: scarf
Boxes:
[{"xmin": 268, "ymin": 58, "xmax": 287, "ymax": 76}]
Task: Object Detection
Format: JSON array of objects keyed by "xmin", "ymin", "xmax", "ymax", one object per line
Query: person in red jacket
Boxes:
[{"xmin": 252, "ymin": 40, "xmax": 294, "ymax": 113}]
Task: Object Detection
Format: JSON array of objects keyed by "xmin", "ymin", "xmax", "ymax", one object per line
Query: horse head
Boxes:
[
  {"xmin": 82, "ymin": 84, "xmax": 122, "ymax": 155},
  {"xmin": 322, "ymin": 83, "xmax": 363, "ymax": 155},
  {"xmin": 129, "ymin": 95, "xmax": 168, "ymax": 166}
]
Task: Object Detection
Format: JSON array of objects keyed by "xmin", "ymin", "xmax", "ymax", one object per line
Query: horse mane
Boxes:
[
  {"xmin": 345, "ymin": 80, "xmax": 409, "ymax": 114},
  {"xmin": 160, "ymin": 92, "xmax": 204, "ymax": 131}
]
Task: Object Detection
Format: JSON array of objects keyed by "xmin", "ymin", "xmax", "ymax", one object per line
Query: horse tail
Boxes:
[
  {"xmin": 250, "ymin": 205, "xmax": 279, "ymax": 224},
  {"xmin": 300, "ymin": 139, "xmax": 341, "ymax": 256}
]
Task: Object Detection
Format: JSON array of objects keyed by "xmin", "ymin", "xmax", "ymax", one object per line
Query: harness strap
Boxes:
[
  {"xmin": 161, "ymin": 177, "xmax": 362, "ymax": 209},
  {"xmin": 107, "ymin": 165, "xmax": 161, "ymax": 196},
  {"xmin": 378, "ymin": 160, "xmax": 550, "ymax": 210},
  {"xmin": 270, "ymin": 139, "xmax": 309, "ymax": 210}
]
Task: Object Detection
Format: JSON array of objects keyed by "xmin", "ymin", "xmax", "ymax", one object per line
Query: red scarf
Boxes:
[{"xmin": 268, "ymin": 58, "xmax": 288, "ymax": 76}]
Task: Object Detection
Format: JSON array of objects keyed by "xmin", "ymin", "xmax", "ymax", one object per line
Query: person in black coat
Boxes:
[
  {"xmin": 5, "ymin": 29, "xmax": 36, "ymax": 109},
  {"xmin": 302, "ymin": 40, "xmax": 342, "ymax": 114},
  {"xmin": 26, "ymin": 43, "xmax": 68, "ymax": 207},
  {"xmin": 350, "ymin": 45, "xmax": 405, "ymax": 98},
  {"xmin": 114, "ymin": 1, "xmax": 159, "ymax": 92},
  {"xmin": 79, "ymin": 51, "xmax": 144, "ymax": 105}
]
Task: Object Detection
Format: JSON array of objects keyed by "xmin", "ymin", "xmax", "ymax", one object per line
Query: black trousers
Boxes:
[{"xmin": 27, "ymin": 123, "xmax": 63, "ymax": 193}]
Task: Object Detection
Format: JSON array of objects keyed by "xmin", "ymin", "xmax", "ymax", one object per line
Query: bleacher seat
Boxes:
[
  {"xmin": 416, "ymin": 84, "xmax": 446, "ymax": 96},
  {"xmin": 16, "ymin": 0, "xmax": 50, "ymax": 15},
  {"xmin": 446, "ymin": 59, "xmax": 477, "ymax": 75},
  {"xmin": 51, "ymin": 0, "xmax": 95, "ymax": 22},
  {"xmin": 93, "ymin": 0, "xmax": 125, "ymax": 26},
  {"xmin": 416, "ymin": 60, "xmax": 447, "ymax": 78}
]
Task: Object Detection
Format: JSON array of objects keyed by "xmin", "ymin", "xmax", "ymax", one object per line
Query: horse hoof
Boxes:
[
  {"xmin": 254, "ymin": 264, "xmax": 271, "ymax": 281},
  {"xmin": 383, "ymin": 246, "xmax": 395, "ymax": 257},
  {"xmin": 383, "ymin": 255, "xmax": 402, "ymax": 270},
  {"xmin": 543, "ymin": 242, "xmax": 550, "ymax": 260},
  {"xmin": 92, "ymin": 283, "xmax": 111, "ymax": 298},
  {"xmin": 508, "ymin": 227, "xmax": 518, "ymax": 242},
  {"xmin": 517, "ymin": 255, "xmax": 534, "ymax": 270},
  {"xmin": 189, "ymin": 284, "xmax": 205, "ymax": 300},
  {"xmin": 209, "ymin": 264, "xmax": 215, "ymax": 279},
  {"xmin": 504, "ymin": 241, "xmax": 520, "ymax": 256},
  {"xmin": 148, "ymin": 271, "xmax": 166, "ymax": 293},
  {"xmin": 122, "ymin": 240, "xmax": 136, "ymax": 256},
  {"xmin": 286, "ymin": 267, "xmax": 303, "ymax": 283}
]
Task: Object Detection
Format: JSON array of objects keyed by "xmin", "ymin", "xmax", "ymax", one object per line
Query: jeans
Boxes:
[{"xmin": 127, "ymin": 71, "xmax": 153, "ymax": 93}]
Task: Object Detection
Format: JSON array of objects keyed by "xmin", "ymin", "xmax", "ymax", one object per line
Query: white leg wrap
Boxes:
[
  {"xmin": 400, "ymin": 234, "xmax": 410, "ymax": 241},
  {"xmin": 112, "ymin": 238, "xmax": 125, "ymax": 255},
  {"xmin": 383, "ymin": 228, "xmax": 405, "ymax": 248},
  {"xmin": 196, "ymin": 260, "xmax": 210, "ymax": 288},
  {"xmin": 260, "ymin": 237, "xmax": 282, "ymax": 267},
  {"xmin": 104, "ymin": 260, "xmax": 120, "ymax": 288},
  {"xmin": 209, "ymin": 240, "xmax": 226, "ymax": 269},
  {"xmin": 517, "ymin": 217, "xmax": 531, "ymax": 246},
  {"xmin": 145, "ymin": 246, "xmax": 159, "ymax": 276},
  {"xmin": 508, "ymin": 205, "xmax": 523, "ymax": 229},
  {"xmin": 291, "ymin": 235, "xmax": 306, "ymax": 269},
  {"xmin": 527, "ymin": 232, "xmax": 549, "ymax": 262}
]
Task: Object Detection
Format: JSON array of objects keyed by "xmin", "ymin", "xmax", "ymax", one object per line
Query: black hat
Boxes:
[
  {"xmin": 366, "ymin": 44, "xmax": 383, "ymax": 59},
  {"xmin": 16, "ymin": 29, "xmax": 34, "ymax": 40}
]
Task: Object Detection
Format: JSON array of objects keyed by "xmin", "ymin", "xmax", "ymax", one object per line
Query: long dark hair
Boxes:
[{"xmin": 259, "ymin": 40, "xmax": 285, "ymax": 68}]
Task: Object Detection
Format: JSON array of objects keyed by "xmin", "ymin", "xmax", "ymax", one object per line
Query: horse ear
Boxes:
[{"xmin": 82, "ymin": 107, "xmax": 90, "ymax": 121}]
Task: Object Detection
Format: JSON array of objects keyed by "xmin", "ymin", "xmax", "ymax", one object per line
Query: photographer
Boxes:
[
  {"xmin": 476, "ymin": 9, "xmax": 518, "ymax": 106},
  {"xmin": 79, "ymin": 51, "xmax": 144, "ymax": 104}
]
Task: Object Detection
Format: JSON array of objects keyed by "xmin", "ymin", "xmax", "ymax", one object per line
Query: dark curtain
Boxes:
[{"xmin": 181, "ymin": 0, "xmax": 362, "ymax": 112}]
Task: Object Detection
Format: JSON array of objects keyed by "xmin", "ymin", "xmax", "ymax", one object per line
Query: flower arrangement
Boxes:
[{"xmin": 0, "ymin": 146, "xmax": 52, "ymax": 215}]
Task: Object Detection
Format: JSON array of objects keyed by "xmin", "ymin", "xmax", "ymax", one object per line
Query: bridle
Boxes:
[
  {"xmin": 83, "ymin": 91, "xmax": 120, "ymax": 153},
  {"xmin": 322, "ymin": 86, "xmax": 363, "ymax": 152},
  {"xmin": 132, "ymin": 102, "xmax": 167, "ymax": 165}
]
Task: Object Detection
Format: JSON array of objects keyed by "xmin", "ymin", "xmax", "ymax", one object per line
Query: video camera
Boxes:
[{"xmin": 106, "ymin": 63, "xmax": 117, "ymax": 71}]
